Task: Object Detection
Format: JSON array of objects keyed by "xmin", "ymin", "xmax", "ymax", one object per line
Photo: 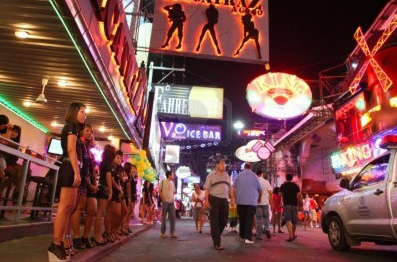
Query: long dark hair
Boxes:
[
  {"xmin": 101, "ymin": 144, "xmax": 116, "ymax": 164},
  {"xmin": 64, "ymin": 102, "xmax": 85, "ymax": 131},
  {"xmin": 11, "ymin": 125, "xmax": 21, "ymax": 143}
]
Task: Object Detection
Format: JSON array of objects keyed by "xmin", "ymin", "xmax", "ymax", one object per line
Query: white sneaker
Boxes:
[{"xmin": 244, "ymin": 239, "xmax": 254, "ymax": 244}]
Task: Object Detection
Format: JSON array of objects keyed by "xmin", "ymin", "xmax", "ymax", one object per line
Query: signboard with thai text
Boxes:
[
  {"xmin": 160, "ymin": 121, "xmax": 222, "ymax": 141},
  {"xmin": 155, "ymin": 85, "xmax": 224, "ymax": 119},
  {"xmin": 150, "ymin": 0, "xmax": 269, "ymax": 64}
]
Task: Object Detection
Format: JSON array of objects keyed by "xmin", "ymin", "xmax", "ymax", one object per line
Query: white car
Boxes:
[{"xmin": 321, "ymin": 135, "xmax": 397, "ymax": 251}]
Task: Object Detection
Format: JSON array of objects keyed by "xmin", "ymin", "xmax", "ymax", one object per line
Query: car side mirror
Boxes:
[{"xmin": 339, "ymin": 178, "xmax": 349, "ymax": 189}]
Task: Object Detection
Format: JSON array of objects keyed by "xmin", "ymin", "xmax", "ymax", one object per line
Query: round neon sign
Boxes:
[{"xmin": 246, "ymin": 72, "xmax": 312, "ymax": 119}]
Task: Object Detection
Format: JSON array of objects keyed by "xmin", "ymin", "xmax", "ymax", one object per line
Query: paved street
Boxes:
[{"xmin": 99, "ymin": 218, "xmax": 397, "ymax": 262}]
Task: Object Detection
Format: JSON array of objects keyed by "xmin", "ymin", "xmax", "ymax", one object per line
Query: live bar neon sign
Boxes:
[{"xmin": 92, "ymin": 0, "xmax": 145, "ymax": 114}]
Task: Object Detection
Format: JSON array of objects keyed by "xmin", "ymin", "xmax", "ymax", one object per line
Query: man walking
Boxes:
[
  {"xmin": 233, "ymin": 163, "xmax": 262, "ymax": 244},
  {"xmin": 279, "ymin": 173, "xmax": 302, "ymax": 242},
  {"xmin": 204, "ymin": 159, "xmax": 234, "ymax": 250},
  {"xmin": 255, "ymin": 170, "xmax": 273, "ymax": 240},
  {"xmin": 159, "ymin": 171, "xmax": 177, "ymax": 238}
]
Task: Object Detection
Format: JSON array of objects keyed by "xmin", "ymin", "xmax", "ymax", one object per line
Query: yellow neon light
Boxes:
[{"xmin": 349, "ymin": 14, "xmax": 397, "ymax": 94}]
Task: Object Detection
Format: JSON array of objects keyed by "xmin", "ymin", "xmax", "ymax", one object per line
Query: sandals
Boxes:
[{"xmin": 214, "ymin": 245, "xmax": 224, "ymax": 251}]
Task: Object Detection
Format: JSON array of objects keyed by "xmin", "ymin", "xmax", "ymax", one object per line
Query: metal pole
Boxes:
[
  {"xmin": 49, "ymin": 169, "xmax": 59, "ymax": 221},
  {"xmin": 15, "ymin": 159, "xmax": 30, "ymax": 224}
]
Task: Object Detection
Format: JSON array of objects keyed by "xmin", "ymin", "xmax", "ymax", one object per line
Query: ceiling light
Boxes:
[
  {"xmin": 23, "ymin": 101, "xmax": 31, "ymax": 107},
  {"xmin": 51, "ymin": 122, "xmax": 58, "ymax": 127},
  {"xmin": 99, "ymin": 126, "xmax": 106, "ymax": 132},
  {"xmin": 15, "ymin": 30, "xmax": 29, "ymax": 38},
  {"xmin": 108, "ymin": 135, "xmax": 113, "ymax": 140},
  {"xmin": 85, "ymin": 107, "xmax": 90, "ymax": 114},
  {"xmin": 57, "ymin": 80, "xmax": 68, "ymax": 87}
]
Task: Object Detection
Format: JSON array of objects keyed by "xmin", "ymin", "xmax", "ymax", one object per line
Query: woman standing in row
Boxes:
[{"xmin": 48, "ymin": 102, "xmax": 86, "ymax": 261}]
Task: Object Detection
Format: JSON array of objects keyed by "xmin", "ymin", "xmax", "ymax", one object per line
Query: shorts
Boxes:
[
  {"xmin": 303, "ymin": 210, "xmax": 310, "ymax": 216},
  {"xmin": 111, "ymin": 191, "xmax": 121, "ymax": 203},
  {"xmin": 86, "ymin": 190, "xmax": 97, "ymax": 198},
  {"xmin": 193, "ymin": 207, "xmax": 204, "ymax": 221},
  {"xmin": 283, "ymin": 205, "xmax": 298, "ymax": 225},
  {"xmin": 96, "ymin": 185, "xmax": 109, "ymax": 200},
  {"xmin": 58, "ymin": 160, "xmax": 75, "ymax": 188},
  {"xmin": 310, "ymin": 209, "xmax": 318, "ymax": 220}
]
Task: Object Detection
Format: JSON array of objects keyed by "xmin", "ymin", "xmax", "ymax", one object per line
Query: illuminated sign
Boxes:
[
  {"xmin": 237, "ymin": 129, "xmax": 266, "ymax": 138},
  {"xmin": 349, "ymin": 15, "xmax": 397, "ymax": 94},
  {"xmin": 150, "ymin": 0, "xmax": 269, "ymax": 64},
  {"xmin": 160, "ymin": 122, "xmax": 221, "ymax": 141},
  {"xmin": 155, "ymin": 85, "xmax": 224, "ymax": 119},
  {"xmin": 331, "ymin": 143, "xmax": 373, "ymax": 170},
  {"xmin": 235, "ymin": 139, "xmax": 274, "ymax": 162},
  {"xmin": 77, "ymin": 0, "xmax": 148, "ymax": 119},
  {"xmin": 246, "ymin": 72, "xmax": 312, "ymax": 119}
]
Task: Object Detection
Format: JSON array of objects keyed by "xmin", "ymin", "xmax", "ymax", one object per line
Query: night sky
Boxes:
[{"xmin": 149, "ymin": 0, "xmax": 389, "ymax": 154}]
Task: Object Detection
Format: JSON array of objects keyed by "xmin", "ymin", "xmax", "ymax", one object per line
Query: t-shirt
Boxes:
[
  {"xmin": 258, "ymin": 177, "xmax": 272, "ymax": 206},
  {"xmin": 233, "ymin": 169, "xmax": 262, "ymax": 206},
  {"xmin": 159, "ymin": 179, "xmax": 175, "ymax": 203},
  {"xmin": 192, "ymin": 190, "xmax": 205, "ymax": 208},
  {"xmin": 303, "ymin": 198, "xmax": 311, "ymax": 211},
  {"xmin": 99, "ymin": 161, "xmax": 113, "ymax": 187},
  {"xmin": 204, "ymin": 171, "xmax": 231, "ymax": 199},
  {"xmin": 61, "ymin": 122, "xmax": 79, "ymax": 158},
  {"xmin": 279, "ymin": 181, "xmax": 300, "ymax": 206}
]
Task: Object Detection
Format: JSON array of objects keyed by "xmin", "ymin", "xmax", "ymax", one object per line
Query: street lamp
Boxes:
[{"xmin": 233, "ymin": 121, "xmax": 244, "ymax": 129}]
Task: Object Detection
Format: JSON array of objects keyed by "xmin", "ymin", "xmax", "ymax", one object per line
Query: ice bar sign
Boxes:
[{"xmin": 160, "ymin": 122, "xmax": 221, "ymax": 141}]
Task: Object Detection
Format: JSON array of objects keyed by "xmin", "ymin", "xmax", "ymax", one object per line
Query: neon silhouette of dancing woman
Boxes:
[
  {"xmin": 161, "ymin": 4, "xmax": 186, "ymax": 50},
  {"xmin": 196, "ymin": 4, "xmax": 221, "ymax": 54},
  {"xmin": 234, "ymin": 13, "xmax": 262, "ymax": 59}
]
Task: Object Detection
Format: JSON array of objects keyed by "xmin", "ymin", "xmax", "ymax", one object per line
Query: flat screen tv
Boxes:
[{"xmin": 47, "ymin": 138, "xmax": 63, "ymax": 156}]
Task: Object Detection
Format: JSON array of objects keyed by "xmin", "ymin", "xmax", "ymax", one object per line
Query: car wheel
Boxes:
[{"xmin": 328, "ymin": 215, "xmax": 350, "ymax": 251}]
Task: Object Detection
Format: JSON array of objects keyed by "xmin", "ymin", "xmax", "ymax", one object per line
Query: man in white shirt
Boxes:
[
  {"xmin": 159, "ymin": 171, "xmax": 177, "ymax": 238},
  {"xmin": 255, "ymin": 170, "xmax": 273, "ymax": 240}
]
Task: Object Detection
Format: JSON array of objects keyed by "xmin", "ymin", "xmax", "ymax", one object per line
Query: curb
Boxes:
[{"xmin": 74, "ymin": 224, "xmax": 153, "ymax": 262}]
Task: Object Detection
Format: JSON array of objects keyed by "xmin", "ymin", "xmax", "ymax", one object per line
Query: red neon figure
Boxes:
[
  {"xmin": 161, "ymin": 4, "xmax": 186, "ymax": 50},
  {"xmin": 196, "ymin": 4, "xmax": 222, "ymax": 55},
  {"xmin": 234, "ymin": 12, "xmax": 262, "ymax": 59}
]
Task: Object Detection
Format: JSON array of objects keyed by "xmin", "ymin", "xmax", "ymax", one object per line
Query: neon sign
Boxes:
[
  {"xmin": 237, "ymin": 129, "xmax": 266, "ymax": 138},
  {"xmin": 150, "ymin": 0, "xmax": 269, "ymax": 64},
  {"xmin": 91, "ymin": 0, "xmax": 147, "ymax": 115},
  {"xmin": 160, "ymin": 122, "xmax": 222, "ymax": 141},
  {"xmin": 331, "ymin": 143, "xmax": 373, "ymax": 170},
  {"xmin": 349, "ymin": 15, "xmax": 397, "ymax": 94},
  {"xmin": 235, "ymin": 139, "xmax": 274, "ymax": 162},
  {"xmin": 246, "ymin": 72, "xmax": 312, "ymax": 119}
]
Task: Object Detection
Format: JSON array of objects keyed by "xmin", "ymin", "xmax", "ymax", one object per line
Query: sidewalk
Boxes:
[{"xmin": 0, "ymin": 219, "xmax": 152, "ymax": 262}]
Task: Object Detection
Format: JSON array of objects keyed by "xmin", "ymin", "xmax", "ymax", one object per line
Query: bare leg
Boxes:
[
  {"xmin": 83, "ymin": 197, "xmax": 97, "ymax": 238},
  {"xmin": 93, "ymin": 199, "xmax": 107, "ymax": 242},
  {"xmin": 53, "ymin": 187, "xmax": 77, "ymax": 245}
]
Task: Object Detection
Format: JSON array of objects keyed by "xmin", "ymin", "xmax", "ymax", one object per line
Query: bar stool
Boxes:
[{"xmin": 29, "ymin": 176, "xmax": 54, "ymax": 218}]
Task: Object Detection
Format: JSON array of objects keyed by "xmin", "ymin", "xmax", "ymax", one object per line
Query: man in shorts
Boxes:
[{"xmin": 279, "ymin": 173, "xmax": 302, "ymax": 242}]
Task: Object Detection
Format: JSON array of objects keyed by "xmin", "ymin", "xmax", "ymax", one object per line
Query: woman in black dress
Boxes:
[{"xmin": 48, "ymin": 102, "xmax": 85, "ymax": 261}]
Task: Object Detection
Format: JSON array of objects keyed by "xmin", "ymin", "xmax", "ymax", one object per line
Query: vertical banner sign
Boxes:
[{"xmin": 150, "ymin": 0, "xmax": 269, "ymax": 65}]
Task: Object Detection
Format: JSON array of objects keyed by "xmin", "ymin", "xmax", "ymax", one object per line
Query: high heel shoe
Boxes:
[
  {"xmin": 82, "ymin": 237, "xmax": 94, "ymax": 248},
  {"xmin": 62, "ymin": 236, "xmax": 76, "ymax": 256},
  {"xmin": 91, "ymin": 237, "xmax": 106, "ymax": 246},
  {"xmin": 48, "ymin": 242, "xmax": 70, "ymax": 261},
  {"xmin": 103, "ymin": 232, "xmax": 115, "ymax": 243},
  {"xmin": 72, "ymin": 237, "xmax": 85, "ymax": 249}
]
